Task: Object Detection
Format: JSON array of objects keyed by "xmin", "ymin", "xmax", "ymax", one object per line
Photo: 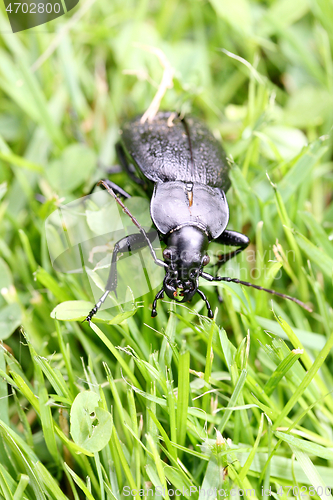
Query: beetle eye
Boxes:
[
  {"xmin": 202, "ymin": 255, "xmax": 210, "ymax": 266},
  {"xmin": 163, "ymin": 248, "xmax": 173, "ymax": 261}
]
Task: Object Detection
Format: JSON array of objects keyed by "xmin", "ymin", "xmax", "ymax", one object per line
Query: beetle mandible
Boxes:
[{"xmin": 85, "ymin": 111, "xmax": 310, "ymax": 322}]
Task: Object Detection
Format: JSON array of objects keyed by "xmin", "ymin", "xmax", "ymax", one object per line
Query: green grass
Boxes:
[{"xmin": 0, "ymin": 0, "xmax": 333, "ymax": 498}]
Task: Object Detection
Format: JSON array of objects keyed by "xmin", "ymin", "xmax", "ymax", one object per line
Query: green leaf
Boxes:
[
  {"xmin": 294, "ymin": 230, "xmax": 333, "ymax": 279},
  {"xmin": 37, "ymin": 382, "xmax": 59, "ymax": 464},
  {"xmin": 277, "ymin": 137, "xmax": 328, "ymax": 204},
  {"xmin": 46, "ymin": 144, "xmax": 96, "ymax": 192},
  {"xmin": 284, "ymin": 87, "xmax": 333, "ymax": 127},
  {"xmin": 238, "ymin": 452, "xmax": 333, "ymax": 485},
  {"xmin": 257, "ymin": 125, "xmax": 307, "ymax": 161},
  {"xmin": 239, "ymin": 413, "xmax": 265, "ymax": 481},
  {"xmin": 70, "ymin": 391, "xmax": 112, "ymax": 453},
  {"xmin": 229, "ymin": 165, "xmax": 260, "ymax": 224},
  {"xmin": 299, "ymin": 211, "xmax": 333, "ymax": 257},
  {"xmin": 0, "ymin": 182, "xmax": 7, "ymax": 201},
  {"xmin": 50, "ymin": 300, "xmax": 137, "ymax": 323},
  {"xmin": 0, "ymin": 419, "xmax": 46, "ymax": 500},
  {"xmin": 34, "ymin": 463, "xmax": 68, "ymax": 500},
  {"xmin": 176, "ymin": 342, "xmax": 190, "ymax": 448},
  {"xmin": 273, "ymin": 330, "xmax": 333, "ymax": 428},
  {"xmin": 219, "ymin": 369, "xmax": 247, "ymax": 432},
  {"xmin": 290, "ymin": 447, "xmax": 331, "ymax": 494},
  {"xmin": 35, "ymin": 267, "xmax": 72, "ymax": 302},
  {"xmin": 255, "ymin": 316, "xmax": 326, "ymax": 350},
  {"xmin": 199, "ymin": 457, "xmax": 221, "ymax": 499},
  {"xmin": 276, "ymin": 431, "xmax": 333, "ymax": 460},
  {"xmin": 0, "ymin": 303, "xmax": 22, "ymax": 340},
  {"xmin": 0, "ymin": 258, "xmax": 13, "ymax": 291},
  {"xmin": 264, "ymin": 350, "xmax": 303, "ymax": 396},
  {"xmin": 13, "ymin": 474, "xmax": 29, "ymax": 500},
  {"xmin": 50, "ymin": 300, "xmax": 100, "ymax": 321},
  {"xmin": 209, "ymin": 0, "xmax": 252, "ymax": 34},
  {"xmin": 63, "ymin": 463, "xmax": 95, "ymax": 500},
  {"xmin": 18, "ymin": 229, "xmax": 37, "ymax": 272},
  {"xmin": 0, "ymin": 151, "xmax": 44, "ymax": 173},
  {"xmin": 146, "ymin": 434, "xmax": 170, "ymax": 500},
  {"xmin": 0, "ymin": 467, "xmax": 14, "ymax": 500},
  {"xmin": 258, "ymin": 0, "xmax": 310, "ymax": 37}
]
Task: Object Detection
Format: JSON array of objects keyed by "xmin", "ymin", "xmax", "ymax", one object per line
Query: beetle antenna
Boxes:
[
  {"xmin": 97, "ymin": 180, "xmax": 168, "ymax": 270},
  {"xmin": 200, "ymin": 271, "xmax": 312, "ymax": 312}
]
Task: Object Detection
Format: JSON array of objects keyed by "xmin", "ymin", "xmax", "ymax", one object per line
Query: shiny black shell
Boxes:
[
  {"xmin": 150, "ymin": 181, "xmax": 229, "ymax": 238},
  {"xmin": 120, "ymin": 112, "xmax": 231, "ymax": 191}
]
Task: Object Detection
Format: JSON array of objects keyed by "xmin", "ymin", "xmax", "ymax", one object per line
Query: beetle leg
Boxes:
[
  {"xmin": 116, "ymin": 142, "xmax": 146, "ymax": 187},
  {"xmin": 84, "ymin": 290, "xmax": 110, "ymax": 323},
  {"xmin": 87, "ymin": 179, "xmax": 132, "ymax": 199},
  {"xmin": 214, "ymin": 230, "xmax": 250, "ymax": 266},
  {"xmin": 212, "ymin": 230, "xmax": 250, "ymax": 302},
  {"xmin": 151, "ymin": 288, "xmax": 164, "ymax": 317},
  {"xmin": 196, "ymin": 288, "xmax": 213, "ymax": 318},
  {"xmin": 105, "ymin": 231, "xmax": 159, "ymax": 291},
  {"xmin": 100, "ymin": 163, "xmax": 123, "ymax": 175},
  {"xmin": 84, "ymin": 230, "xmax": 159, "ymax": 323},
  {"xmin": 98, "ymin": 180, "xmax": 168, "ymax": 270}
]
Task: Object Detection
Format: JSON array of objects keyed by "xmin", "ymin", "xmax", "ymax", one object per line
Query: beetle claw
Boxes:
[{"xmin": 152, "ymin": 287, "xmax": 164, "ymax": 318}]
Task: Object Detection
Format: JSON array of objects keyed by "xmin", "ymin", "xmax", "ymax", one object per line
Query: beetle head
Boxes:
[{"xmin": 162, "ymin": 226, "xmax": 210, "ymax": 302}]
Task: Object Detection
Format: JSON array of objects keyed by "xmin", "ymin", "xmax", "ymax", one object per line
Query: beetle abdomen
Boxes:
[{"xmin": 121, "ymin": 112, "xmax": 230, "ymax": 191}]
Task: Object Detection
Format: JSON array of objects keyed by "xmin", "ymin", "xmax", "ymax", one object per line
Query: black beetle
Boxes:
[{"xmin": 85, "ymin": 111, "xmax": 310, "ymax": 321}]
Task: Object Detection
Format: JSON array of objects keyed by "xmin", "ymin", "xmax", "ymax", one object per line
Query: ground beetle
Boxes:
[{"xmin": 85, "ymin": 111, "xmax": 310, "ymax": 321}]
